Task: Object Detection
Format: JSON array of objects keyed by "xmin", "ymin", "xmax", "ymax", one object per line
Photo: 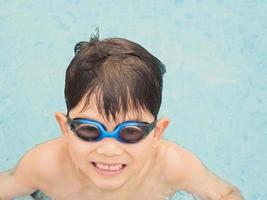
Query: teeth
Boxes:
[{"xmin": 94, "ymin": 162, "xmax": 124, "ymax": 171}]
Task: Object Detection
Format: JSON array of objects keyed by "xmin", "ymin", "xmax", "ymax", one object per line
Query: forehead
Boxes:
[{"xmin": 68, "ymin": 95, "xmax": 153, "ymax": 124}]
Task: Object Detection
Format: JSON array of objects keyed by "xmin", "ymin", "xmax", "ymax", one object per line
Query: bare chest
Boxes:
[
  {"xmin": 45, "ymin": 178, "xmax": 176, "ymax": 200},
  {"xmin": 39, "ymin": 165, "xmax": 176, "ymax": 200}
]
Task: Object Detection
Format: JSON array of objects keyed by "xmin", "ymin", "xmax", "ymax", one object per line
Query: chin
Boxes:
[{"xmin": 92, "ymin": 178, "xmax": 126, "ymax": 190}]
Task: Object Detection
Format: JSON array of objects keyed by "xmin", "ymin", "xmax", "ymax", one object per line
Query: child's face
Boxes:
[{"xmin": 63, "ymin": 97, "xmax": 162, "ymax": 191}]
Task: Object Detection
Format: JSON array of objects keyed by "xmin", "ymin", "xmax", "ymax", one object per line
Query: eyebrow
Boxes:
[{"xmin": 73, "ymin": 114, "xmax": 142, "ymax": 123}]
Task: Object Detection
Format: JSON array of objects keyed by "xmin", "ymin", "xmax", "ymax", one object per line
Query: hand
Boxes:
[{"xmin": 219, "ymin": 188, "xmax": 245, "ymax": 200}]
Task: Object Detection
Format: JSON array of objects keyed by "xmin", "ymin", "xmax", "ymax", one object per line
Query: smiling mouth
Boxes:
[{"xmin": 91, "ymin": 162, "xmax": 127, "ymax": 176}]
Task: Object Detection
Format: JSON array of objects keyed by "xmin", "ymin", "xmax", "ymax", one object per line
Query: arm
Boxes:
[
  {"xmin": 190, "ymin": 169, "xmax": 244, "ymax": 200},
  {"xmin": 164, "ymin": 141, "xmax": 244, "ymax": 200},
  {"xmin": 0, "ymin": 153, "xmax": 38, "ymax": 199}
]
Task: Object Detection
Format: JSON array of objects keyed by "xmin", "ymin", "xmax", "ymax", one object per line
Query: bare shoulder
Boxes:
[
  {"xmin": 15, "ymin": 137, "xmax": 65, "ymax": 185},
  {"xmin": 30, "ymin": 137, "xmax": 64, "ymax": 164},
  {"xmin": 160, "ymin": 140, "xmax": 244, "ymax": 199},
  {"xmin": 159, "ymin": 140, "xmax": 208, "ymax": 190}
]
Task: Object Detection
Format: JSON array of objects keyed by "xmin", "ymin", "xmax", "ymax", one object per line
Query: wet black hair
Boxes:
[{"xmin": 65, "ymin": 29, "xmax": 166, "ymax": 122}]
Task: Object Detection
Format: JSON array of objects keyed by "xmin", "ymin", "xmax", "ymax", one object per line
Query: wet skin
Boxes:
[{"xmin": 1, "ymin": 99, "xmax": 244, "ymax": 199}]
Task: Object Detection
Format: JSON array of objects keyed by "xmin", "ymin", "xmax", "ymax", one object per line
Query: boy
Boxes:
[{"xmin": 0, "ymin": 33, "xmax": 244, "ymax": 200}]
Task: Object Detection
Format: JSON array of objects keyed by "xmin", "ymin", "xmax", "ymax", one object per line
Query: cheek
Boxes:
[
  {"xmin": 128, "ymin": 137, "xmax": 155, "ymax": 164},
  {"xmin": 66, "ymin": 134, "xmax": 94, "ymax": 164}
]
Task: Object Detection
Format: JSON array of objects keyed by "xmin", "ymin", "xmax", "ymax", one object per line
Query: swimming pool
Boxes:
[{"xmin": 1, "ymin": 1, "xmax": 266, "ymax": 199}]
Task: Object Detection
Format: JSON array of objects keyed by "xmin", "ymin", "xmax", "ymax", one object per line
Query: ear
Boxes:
[
  {"xmin": 55, "ymin": 112, "xmax": 69, "ymax": 136},
  {"xmin": 153, "ymin": 117, "xmax": 170, "ymax": 139}
]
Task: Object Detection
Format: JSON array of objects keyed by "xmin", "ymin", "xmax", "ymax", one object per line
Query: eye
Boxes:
[
  {"xmin": 120, "ymin": 126, "xmax": 143, "ymax": 141},
  {"xmin": 75, "ymin": 124, "xmax": 100, "ymax": 139}
]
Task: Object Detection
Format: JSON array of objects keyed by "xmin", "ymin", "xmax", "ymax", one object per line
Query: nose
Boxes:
[{"xmin": 96, "ymin": 138, "xmax": 124, "ymax": 156}]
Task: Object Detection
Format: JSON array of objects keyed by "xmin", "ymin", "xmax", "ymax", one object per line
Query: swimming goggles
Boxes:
[{"xmin": 67, "ymin": 116, "xmax": 157, "ymax": 144}]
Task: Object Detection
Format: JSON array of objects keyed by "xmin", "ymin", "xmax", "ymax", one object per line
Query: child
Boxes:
[{"xmin": 0, "ymin": 32, "xmax": 244, "ymax": 200}]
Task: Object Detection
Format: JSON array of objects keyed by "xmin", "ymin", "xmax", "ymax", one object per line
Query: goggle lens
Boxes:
[
  {"xmin": 119, "ymin": 126, "xmax": 144, "ymax": 143},
  {"xmin": 72, "ymin": 123, "xmax": 100, "ymax": 141}
]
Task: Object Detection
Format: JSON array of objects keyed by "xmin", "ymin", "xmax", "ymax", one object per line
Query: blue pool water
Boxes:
[{"xmin": 1, "ymin": 1, "xmax": 267, "ymax": 199}]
